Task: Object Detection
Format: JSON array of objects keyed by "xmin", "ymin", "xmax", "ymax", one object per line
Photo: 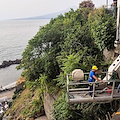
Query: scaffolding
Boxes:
[{"xmin": 67, "ymin": 72, "xmax": 120, "ymax": 104}]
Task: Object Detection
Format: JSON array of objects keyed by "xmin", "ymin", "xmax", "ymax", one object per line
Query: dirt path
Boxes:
[{"xmin": 35, "ymin": 116, "xmax": 48, "ymax": 120}]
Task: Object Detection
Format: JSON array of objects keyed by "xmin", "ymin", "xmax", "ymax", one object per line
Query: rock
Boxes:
[
  {"xmin": 0, "ymin": 113, "xmax": 4, "ymax": 120},
  {"xmin": 35, "ymin": 115, "xmax": 48, "ymax": 120},
  {"xmin": 103, "ymin": 48, "xmax": 116, "ymax": 62},
  {"xmin": 16, "ymin": 82, "xmax": 25, "ymax": 92},
  {"xmin": 0, "ymin": 59, "xmax": 21, "ymax": 68}
]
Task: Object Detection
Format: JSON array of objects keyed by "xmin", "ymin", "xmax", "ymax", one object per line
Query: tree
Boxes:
[
  {"xmin": 17, "ymin": 6, "xmax": 118, "ymax": 120},
  {"xmin": 88, "ymin": 8, "xmax": 116, "ymax": 51},
  {"xmin": 79, "ymin": 0, "xmax": 95, "ymax": 9}
]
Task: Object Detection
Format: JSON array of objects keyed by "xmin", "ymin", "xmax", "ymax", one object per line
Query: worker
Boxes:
[
  {"xmin": 113, "ymin": 0, "xmax": 117, "ymax": 19},
  {"xmin": 89, "ymin": 66, "xmax": 103, "ymax": 97},
  {"xmin": 113, "ymin": 0, "xmax": 117, "ymax": 4}
]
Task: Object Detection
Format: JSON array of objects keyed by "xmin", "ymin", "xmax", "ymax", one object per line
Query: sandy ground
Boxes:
[
  {"xmin": 0, "ymin": 88, "xmax": 15, "ymax": 99},
  {"xmin": 35, "ymin": 116, "xmax": 48, "ymax": 120}
]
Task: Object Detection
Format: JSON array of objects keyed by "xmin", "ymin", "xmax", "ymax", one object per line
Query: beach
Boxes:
[{"xmin": 0, "ymin": 81, "xmax": 16, "ymax": 102}]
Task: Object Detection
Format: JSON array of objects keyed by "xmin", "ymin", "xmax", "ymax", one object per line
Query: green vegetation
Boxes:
[
  {"xmin": 89, "ymin": 8, "xmax": 116, "ymax": 51},
  {"xmin": 6, "ymin": 75, "xmax": 46, "ymax": 119},
  {"xmin": 53, "ymin": 94, "xmax": 119, "ymax": 120},
  {"xmin": 8, "ymin": 1, "xmax": 119, "ymax": 119}
]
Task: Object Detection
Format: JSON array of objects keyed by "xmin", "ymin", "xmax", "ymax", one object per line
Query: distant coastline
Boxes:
[{"xmin": 13, "ymin": 6, "xmax": 77, "ymax": 20}]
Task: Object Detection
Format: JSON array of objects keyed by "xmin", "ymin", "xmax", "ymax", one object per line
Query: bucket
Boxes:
[{"xmin": 107, "ymin": 86, "xmax": 112, "ymax": 94}]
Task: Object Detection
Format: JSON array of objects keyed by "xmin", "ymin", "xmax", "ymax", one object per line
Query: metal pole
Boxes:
[
  {"xmin": 111, "ymin": 81, "xmax": 115, "ymax": 98},
  {"xmin": 114, "ymin": 0, "xmax": 120, "ymax": 49},
  {"xmin": 116, "ymin": 0, "xmax": 120, "ymax": 41},
  {"xmin": 67, "ymin": 74, "xmax": 70, "ymax": 103},
  {"xmin": 106, "ymin": 0, "xmax": 108, "ymax": 8},
  {"xmin": 92, "ymin": 83, "xmax": 95, "ymax": 99},
  {"xmin": 107, "ymin": 72, "xmax": 108, "ymax": 81}
]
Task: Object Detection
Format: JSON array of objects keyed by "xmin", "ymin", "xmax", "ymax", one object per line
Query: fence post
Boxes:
[
  {"xmin": 111, "ymin": 81, "xmax": 115, "ymax": 98},
  {"xmin": 92, "ymin": 83, "xmax": 95, "ymax": 100},
  {"xmin": 67, "ymin": 74, "xmax": 70, "ymax": 103},
  {"xmin": 106, "ymin": 72, "xmax": 108, "ymax": 81}
]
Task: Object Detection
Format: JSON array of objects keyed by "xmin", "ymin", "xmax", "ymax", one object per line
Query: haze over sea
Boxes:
[{"xmin": 0, "ymin": 19, "xmax": 50, "ymax": 87}]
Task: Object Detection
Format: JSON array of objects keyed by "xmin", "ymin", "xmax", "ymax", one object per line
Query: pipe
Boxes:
[{"xmin": 116, "ymin": 0, "xmax": 120, "ymax": 41}]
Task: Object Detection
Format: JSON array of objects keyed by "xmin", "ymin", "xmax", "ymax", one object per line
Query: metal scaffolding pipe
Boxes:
[
  {"xmin": 69, "ymin": 96, "xmax": 113, "ymax": 104},
  {"xmin": 116, "ymin": 0, "xmax": 120, "ymax": 41}
]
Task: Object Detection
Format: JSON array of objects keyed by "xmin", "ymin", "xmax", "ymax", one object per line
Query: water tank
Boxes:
[{"xmin": 72, "ymin": 69, "xmax": 84, "ymax": 81}]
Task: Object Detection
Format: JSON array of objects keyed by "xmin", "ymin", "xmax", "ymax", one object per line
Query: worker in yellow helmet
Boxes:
[{"xmin": 89, "ymin": 65, "xmax": 103, "ymax": 97}]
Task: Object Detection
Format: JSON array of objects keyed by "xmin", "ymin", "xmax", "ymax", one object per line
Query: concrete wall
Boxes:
[{"xmin": 44, "ymin": 89, "xmax": 58, "ymax": 120}]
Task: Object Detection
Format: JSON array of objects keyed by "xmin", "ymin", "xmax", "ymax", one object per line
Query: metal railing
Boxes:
[{"xmin": 67, "ymin": 72, "xmax": 120, "ymax": 103}]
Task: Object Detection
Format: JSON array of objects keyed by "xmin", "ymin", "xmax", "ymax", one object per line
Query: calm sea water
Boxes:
[{"xmin": 0, "ymin": 19, "xmax": 50, "ymax": 86}]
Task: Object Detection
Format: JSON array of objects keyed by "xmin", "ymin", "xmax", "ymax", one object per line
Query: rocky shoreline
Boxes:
[
  {"xmin": 0, "ymin": 84, "xmax": 16, "ymax": 120},
  {"xmin": 0, "ymin": 81, "xmax": 25, "ymax": 120},
  {"xmin": 0, "ymin": 59, "xmax": 21, "ymax": 69}
]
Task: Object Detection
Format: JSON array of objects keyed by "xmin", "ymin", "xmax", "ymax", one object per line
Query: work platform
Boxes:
[{"xmin": 67, "ymin": 73, "xmax": 120, "ymax": 104}]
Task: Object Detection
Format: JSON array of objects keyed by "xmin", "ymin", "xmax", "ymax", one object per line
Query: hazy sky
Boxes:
[{"xmin": 0, "ymin": 0, "xmax": 113, "ymax": 20}]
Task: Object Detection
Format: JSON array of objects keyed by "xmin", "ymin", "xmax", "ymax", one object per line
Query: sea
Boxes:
[{"xmin": 0, "ymin": 19, "xmax": 50, "ymax": 87}]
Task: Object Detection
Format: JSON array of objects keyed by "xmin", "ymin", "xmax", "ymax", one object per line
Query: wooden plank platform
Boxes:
[{"xmin": 68, "ymin": 89, "xmax": 120, "ymax": 103}]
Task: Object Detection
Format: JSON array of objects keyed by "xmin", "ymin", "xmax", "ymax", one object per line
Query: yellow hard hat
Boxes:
[{"xmin": 92, "ymin": 66, "xmax": 98, "ymax": 70}]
